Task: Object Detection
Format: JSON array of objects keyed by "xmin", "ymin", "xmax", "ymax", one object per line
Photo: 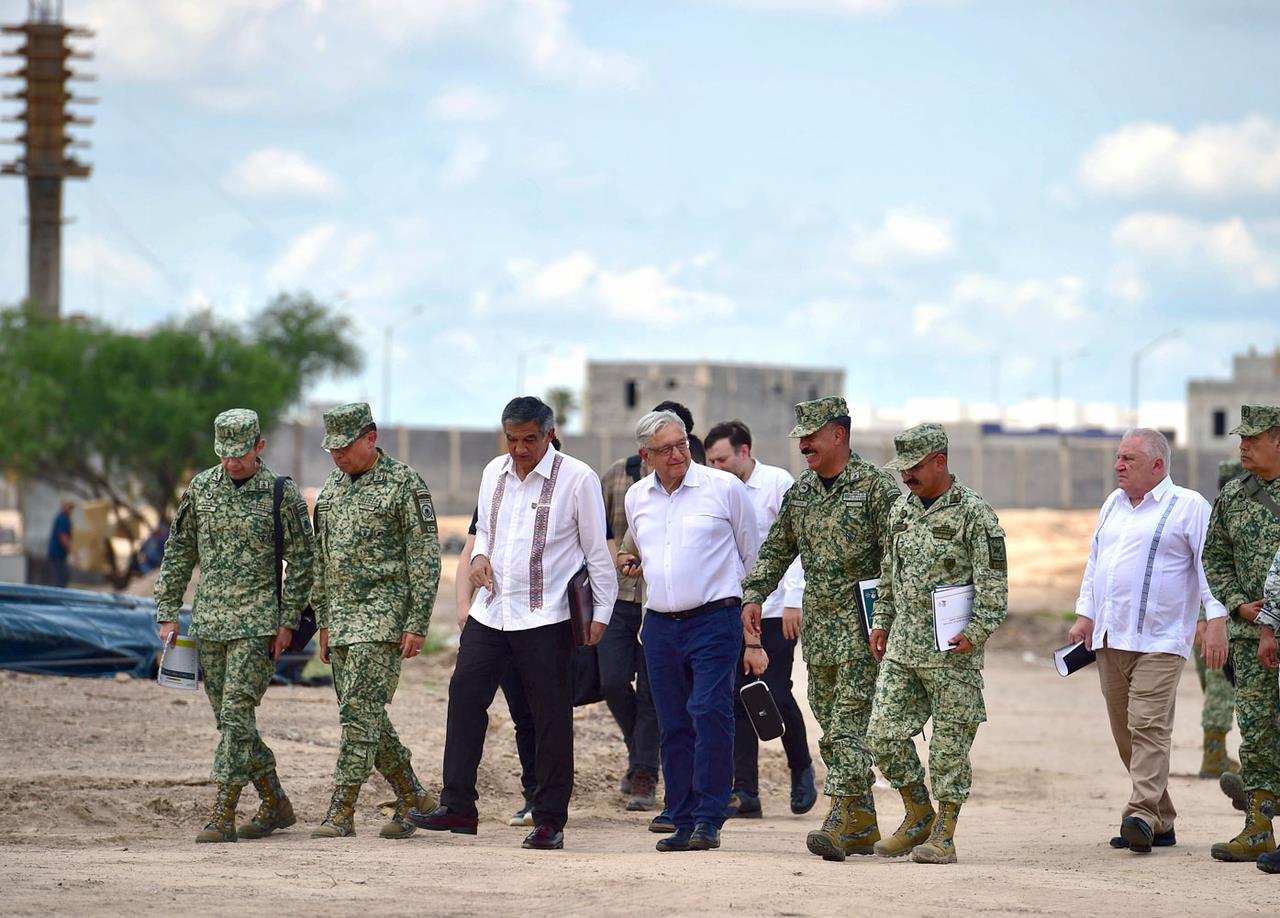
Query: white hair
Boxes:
[
  {"xmin": 635, "ymin": 410, "xmax": 686, "ymax": 450},
  {"xmin": 1121, "ymin": 427, "xmax": 1171, "ymax": 467}
]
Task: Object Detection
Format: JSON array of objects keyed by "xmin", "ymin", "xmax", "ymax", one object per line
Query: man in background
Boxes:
[{"xmin": 47, "ymin": 499, "xmax": 74, "ymax": 588}]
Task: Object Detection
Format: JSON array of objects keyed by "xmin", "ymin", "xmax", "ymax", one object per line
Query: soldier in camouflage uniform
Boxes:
[
  {"xmin": 309, "ymin": 402, "xmax": 442, "ymax": 839},
  {"xmin": 866, "ymin": 423, "xmax": 1007, "ymax": 865},
  {"xmin": 740, "ymin": 396, "xmax": 900, "ymax": 862},
  {"xmin": 155, "ymin": 408, "xmax": 314, "ymax": 843},
  {"xmin": 1204, "ymin": 405, "xmax": 1280, "ymax": 866}
]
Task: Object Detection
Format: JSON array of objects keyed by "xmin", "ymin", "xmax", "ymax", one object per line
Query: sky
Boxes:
[{"xmin": 2, "ymin": 0, "xmax": 1279, "ymax": 429}]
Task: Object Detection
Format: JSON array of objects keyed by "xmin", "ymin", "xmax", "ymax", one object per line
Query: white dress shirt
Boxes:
[
  {"xmin": 742, "ymin": 461, "xmax": 805, "ymax": 620},
  {"xmin": 624, "ymin": 462, "xmax": 760, "ymax": 614},
  {"xmin": 470, "ymin": 446, "xmax": 617, "ymax": 631},
  {"xmin": 1075, "ymin": 475, "xmax": 1227, "ymax": 658}
]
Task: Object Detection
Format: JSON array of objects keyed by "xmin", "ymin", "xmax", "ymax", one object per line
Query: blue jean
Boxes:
[{"xmin": 641, "ymin": 605, "xmax": 740, "ymax": 830}]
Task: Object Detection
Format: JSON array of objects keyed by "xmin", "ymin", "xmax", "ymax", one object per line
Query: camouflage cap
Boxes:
[
  {"xmin": 213, "ymin": 408, "xmax": 261, "ymax": 459},
  {"xmin": 787, "ymin": 396, "xmax": 850, "ymax": 438},
  {"xmin": 1230, "ymin": 404, "xmax": 1280, "ymax": 437},
  {"xmin": 884, "ymin": 422, "xmax": 949, "ymax": 471},
  {"xmin": 322, "ymin": 401, "xmax": 374, "ymax": 450}
]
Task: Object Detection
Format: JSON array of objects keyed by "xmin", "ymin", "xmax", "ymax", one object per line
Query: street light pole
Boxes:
[
  {"xmin": 1130, "ymin": 329, "xmax": 1181, "ymax": 427},
  {"xmin": 1051, "ymin": 348, "xmax": 1087, "ymax": 427}
]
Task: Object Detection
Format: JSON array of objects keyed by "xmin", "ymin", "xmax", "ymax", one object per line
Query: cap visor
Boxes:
[
  {"xmin": 214, "ymin": 439, "xmax": 255, "ymax": 459},
  {"xmin": 321, "ymin": 435, "xmax": 357, "ymax": 450},
  {"xmin": 787, "ymin": 424, "xmax": 817, "ymax": 438},
  {"xmin": 1228, "ymin": 424, "xmax": 1264, "ymax": 436}
]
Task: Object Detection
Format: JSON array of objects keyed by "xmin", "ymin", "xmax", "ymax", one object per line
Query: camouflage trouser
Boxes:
[
  {"xmin": 330, "ymin": 641, "xmax": 412, "ymax": 785},
  {"xmin": 867, "ymin": 660, "xmax": 985, "ymax": 804},
  {"xmin": 1230, "ymin": 639, "xmax": 1280, "ymax": 796},
  {"xmin": 1195, "ymin": 647, "xmax": 1236, "ymax": 733},
  {"xmin": 200, "ymin": 637, "xmax": 277, "ymax": 786},
  {"xmin": 806, "ymin": 656, "xmax": 877, "ymax": 796}
]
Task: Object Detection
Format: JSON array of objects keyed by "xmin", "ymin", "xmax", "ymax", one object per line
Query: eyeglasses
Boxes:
[{"xmin": 648, "ymin": 439, "xmax": 690, "ymax": 458}]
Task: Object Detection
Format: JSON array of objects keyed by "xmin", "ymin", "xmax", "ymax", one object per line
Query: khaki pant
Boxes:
[{"xmin": 1096, "ymin": 647, "xmax": 1185, "ymax": 832}]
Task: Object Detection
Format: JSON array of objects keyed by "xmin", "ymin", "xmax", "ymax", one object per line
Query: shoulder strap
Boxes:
[
  {"xmin": 1243, "ymin": 474, "xmax": 1280, "ymax": 522},
  {"xmin": 625, "ymin": 453, "xmax": 643, "ymax": 483},
  {"xmin": 273, "ymin": 476, "xmax": 290, "ymax": 607}
]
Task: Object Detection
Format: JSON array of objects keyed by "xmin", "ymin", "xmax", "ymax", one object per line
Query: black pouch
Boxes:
[{"xmin": 739, "ymin": 679, "xmax": 785, "ymax": 741}]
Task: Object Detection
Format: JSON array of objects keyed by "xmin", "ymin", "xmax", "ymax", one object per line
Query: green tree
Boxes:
[
  {"xmin": 0, "ymin": 293, "xmax": 361, "ymax": 533},
  {"xmin": 545, "ymin": 386, "xmax": 578, "ymax": 428}
]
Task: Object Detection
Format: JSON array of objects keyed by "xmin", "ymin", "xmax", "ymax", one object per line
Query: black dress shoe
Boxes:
[
  {"xmin": 656, "ymin": 827, "xmax": 694, "ymax": 852},
  {"xmin": 405, "ymin": 805, "xmax": 478, "ymax": 835},
  {"xmin": 521, "ymin": 825, "xmax": 564, "ymax": 850},
  {"xmin": 649, "ymin": 809, "xmax": 675, "ymax": 834},
  {"xmin": 688, "ymin": 822, "xmax": 721, "ymax": 850},
  {"xmin": 1110, "ymin": 827, "xmax": 1175, "ymax": 849},
  {"xmin": 1118, "ymin": 816, "xmax": 1154, "ymax": 853},
  {"xmin": 725, "ymin": 791, "xmax": 762, "ymax": 819},
  {"xmin": 791, "ymin": 765, "xmax": 818, "ymax": 815}
]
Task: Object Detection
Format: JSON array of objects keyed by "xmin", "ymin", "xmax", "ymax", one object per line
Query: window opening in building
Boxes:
[
  {"xmin": 625, "ymin": 380, "xmax": 638, "ymax": 409},
  {"xmin": 1212, "ymin": 409, "xmax": 1226, "ymax": 438}
]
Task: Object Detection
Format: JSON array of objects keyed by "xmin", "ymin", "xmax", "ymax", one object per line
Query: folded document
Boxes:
[{"xmin": 932, "ymin": 584, "xmax": 975, "ymax": 652}]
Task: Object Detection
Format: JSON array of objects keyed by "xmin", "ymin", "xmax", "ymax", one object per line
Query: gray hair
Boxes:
[
  {"xmin": 635, "ymin": 410, "xmax": 686, "ymax": 450},
  {"xmin": 1121, "ymin": 427, "xmax": 1171, "ymax": 467},
  {"xmin": 501, "ymin": 396, "xmax": 555, "ymax": 434}
]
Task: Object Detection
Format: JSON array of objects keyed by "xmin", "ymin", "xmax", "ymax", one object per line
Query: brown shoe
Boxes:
[
  {"xmin": 522, "ymin": 825, "xmax": 564, "ymax": 850},
  {"xmin": 405, "ymin": 805, "xmax": 478, "ymax": 835},
  {"xmin": 626, "ymin": 771, "xmax": 659, "ymax": 811}
]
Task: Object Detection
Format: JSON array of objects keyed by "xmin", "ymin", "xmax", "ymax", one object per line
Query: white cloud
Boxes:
[
  {"xmin": 1105, "ymin": 263, "xmax": 1149, "ymax": 304},
  {"xmin": 431, "ymin": 85, "xmax": 505, "ymax": 122},
  {"xmin": 441, "ymin": 329, "xmax": 481, "ymax": 354},
  {"xmin": 1079, "ymin": 115, "xmax": 1280, "ymax": 200},
  {"xmin": 716, "ymin": 0, "xmax": 956, "ymax": 15},
  {"xmin": 1112, "ymin": 211, "xmax": 1280, "ymax": 291},
  {"xmin": 950, "ymin": 273, "xmax": 1088, "ymax": 322},
  {"xmin": 512, "ymin": 0, "xmax": 640, "ymax": 88},
  {"xmin": 266, "ymin": 219, "xmax": 439, "ymax": 303},
  {"xmin": 65, "ymin": 234, "xmax": 167, "ymax": 297},
  {"xmin": 223, "ymin": 148, "xmax": 339, "ymax": 200},
  {"xmin": 847, "ymin": 209, "xmax": 955, "ymax": 268},
  {"xmin": 442, "ymin": 139, "xmax": 492, "ymax": 186},
  {"xmin": 187, "ymin": 85, "xmax": 274, "ymax": 113}
]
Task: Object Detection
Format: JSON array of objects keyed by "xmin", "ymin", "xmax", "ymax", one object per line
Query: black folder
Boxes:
[{"xmin": 739, "ymin": 679, "xmax": 785, "ymax": 741}]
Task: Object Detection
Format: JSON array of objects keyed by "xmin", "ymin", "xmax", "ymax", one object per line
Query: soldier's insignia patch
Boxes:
[
  {"xmin": 413, "ymin": 488, "xmax": 437, "ymax": 534},
  {"xmin": 292, "ymin": 498, "xmax": 313, "ymax": 536},
  {"xmin": 196, "ymin": 501, "xmax": 216, "ymax": 514},
  {"xmin": 842, "ymin": 491, "xmax": 866, "ymax": 506},
  {"xmin": 988, "ymin": 533, "xmax": 1007, "ymax": 571},
  {"xmin": 932, "ymin": 525, "xmax": 956, "ymax": 540},
  {"xmin": 892, "ymin": 522, "xmax": 908, "ymax": 534}
]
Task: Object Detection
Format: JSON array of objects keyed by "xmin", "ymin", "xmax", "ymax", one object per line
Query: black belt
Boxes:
[{"xmin": 647, "ymin": 597, "xmax": 741, "ymax": 621}]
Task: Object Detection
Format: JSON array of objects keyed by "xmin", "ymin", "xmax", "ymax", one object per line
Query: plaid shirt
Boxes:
[{"xmin": 602, "ymin": 454, "xmax": 646, "ymax": 604}]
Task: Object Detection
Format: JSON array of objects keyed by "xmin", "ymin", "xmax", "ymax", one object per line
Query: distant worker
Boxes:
[
  {"xmin": 1067, "ymin": 429, "xmax": 1227, "ymax": 854},
  {"xmin": 47, "ymin": 499, "xmax": 74, "ymax": 588},
  {"xmin": 704, "ymin": 419, "xmax": 816, "ymax": 820},
  {"xmin": 154, "ymin": 409, "xmax": 314, "ymax": 843},
  {"xmin": 741, "ymin": 397, "xmax": 898, "ymax": 861},
  {"xmin": 867, "ymin": 423, "xmax": 1008, "ymax": 865},
  {"xmin": 309, "ymin": 402, "xmax": 441, "ymax": 839}
]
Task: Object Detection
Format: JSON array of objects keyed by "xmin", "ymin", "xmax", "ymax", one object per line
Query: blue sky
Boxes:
[{"xmin": 2, "ymin": 0, "xmax": 1278, "ymax": 427}]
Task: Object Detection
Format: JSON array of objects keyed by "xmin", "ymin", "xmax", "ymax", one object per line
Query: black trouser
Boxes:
[
  {"xmin": 441, "ymin": 618, "xmax": 574, "ymax": 830},
  {"xmin": 733, "ymin": 617, "xmax": 812, "ymax": 796},
  {"xmin": 596, "ymin": 600, "xmax": 660, "ymax": 776},
  {"xmin": 499, "ymin": 660, "xmax": 537, "ymax": 795}
]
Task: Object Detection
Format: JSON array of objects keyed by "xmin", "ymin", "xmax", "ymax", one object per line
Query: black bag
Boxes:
[
  {"xmin": 271, "ymin": 476, "xmax": 316, "ymax": 654},
  {"xmin": 571, "ymin": 646, "xmax": 603, "ymax": 707},
  {"xmin": 739, "ymin": 679, "xmax": 785, "ymax": 741}
]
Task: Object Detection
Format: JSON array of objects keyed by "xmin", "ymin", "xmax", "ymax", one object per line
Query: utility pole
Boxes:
[{"xmin": 2, "ymin": 0, "xmax": 94, "ymax": 320}]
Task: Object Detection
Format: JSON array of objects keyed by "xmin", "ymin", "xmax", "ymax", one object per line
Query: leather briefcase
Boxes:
[
  {"xmin": 567, "ymin": 564, "xmax": 592, "ymax": 648},
  {"xmin": 739, "ymin": 679, "xmax": 785, "ymax": 741}
]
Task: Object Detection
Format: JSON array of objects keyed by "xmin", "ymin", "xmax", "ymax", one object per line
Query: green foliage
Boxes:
[
  {"xmin": 0, "ymin": 293, "xmax": 361, "ymax": 524},
  {"xmin": 545, "ymin": 385, "xmax": 578, "ymax": 428}
]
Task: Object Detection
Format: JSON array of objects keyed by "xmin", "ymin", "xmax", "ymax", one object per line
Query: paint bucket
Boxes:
[{"xmin": 157, "ymin": 635, "xmax": 199, "ymax": 690}]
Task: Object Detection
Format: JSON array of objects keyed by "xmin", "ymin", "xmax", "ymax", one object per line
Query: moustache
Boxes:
[
  {"xmin": 800, "ymin": 447, "xmax": 815, "ymax": 456},
  {"xmin": 903, "ymin": 478, "xmax": 920, "ymax": 487}
]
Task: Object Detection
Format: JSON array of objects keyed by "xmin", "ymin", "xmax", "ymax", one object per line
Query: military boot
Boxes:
[
  {"xmin": 380, "ymin": 766, "xmax": 437, "ymax": 839},
  {"xmin": 311, "ymin": 785, "xmax": 361, "ymax": 838},
  {"xmin": 237, "ymin": 771, "xmax": 296, "ymax": 839},
  {"xmin": 874, "ymin": 783, "xmax": 935, "ymax": 858},
  {"xmin": 1199, "ymin": 730, "xmax": 1240, "ymax": 779},
  {"xmin": 1211, "ymin": 789, "xmax": 1277, "ymax": 862},
  {"xmin": 1222, "ymin": 772, "xmax": 1248, "ymax": 812},
  {"xmin": 195, "ymin": 784, "xmax": 242, "ymax": 844},
  {"xmin": 805, "ymin": 794, "xmax": 880, "ymax": 862},
  {"xmin": 911, "ymin": 800, "xmax": 961, "ymax": 864}
]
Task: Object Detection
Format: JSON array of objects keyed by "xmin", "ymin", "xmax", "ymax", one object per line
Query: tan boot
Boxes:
[
  {"xmin": 1221, "ymin": 772, "xmax": 1248, "ymax": 812},
  {"xmin": 380, "ymin": 766, "xmax": 437, "ymax": 839},
  {"xmin": 805, "ymin": 794, "xmax": 880, "ymax": 862},
  {"xmin": 911, "ymin": 800, "xmax": 960, "ymax": 864},
  {"xmin": 311, "ymin": 785, "xmax": 361, "ymax": 838},
  {"xmin": 195, "ymin": 784, "xmax": 242, "ymax": 844},
  {"xmin": 1199, "ymin": 730, "xmax": 1239, "ymax": 779},
  {"xmin": 1211, "ymin": 789, "xmax": 1277, "ymax": 862},
  {"xmin": 874, "ymin": 783, "xmax": 935, "ymax": 857},
  {"xmin": 237, "ymin": 772, "xmax": 296, "ymax": 839}
]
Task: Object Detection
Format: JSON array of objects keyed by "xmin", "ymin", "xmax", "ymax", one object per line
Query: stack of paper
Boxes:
[{"xmin": 932, "ymin": 584, "xmax": 975, "ymax": 652}]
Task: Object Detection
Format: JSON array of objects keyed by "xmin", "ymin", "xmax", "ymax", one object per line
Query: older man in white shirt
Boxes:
[
  {"xmin": 410, "ymin": 397, "xmax": 616, "ymax": 851},
  {"xmin": 623, "ymin": 409, "xmax": 760, "ymax": 853},
  {"xmin": 1068, "ymin": 427, "xmax": 1228, "ymax": 854}
]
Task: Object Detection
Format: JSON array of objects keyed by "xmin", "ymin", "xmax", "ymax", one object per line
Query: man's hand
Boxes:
[
  {"xmin": 158, "ymin": 621, "xmax": 178, "ymax": 648},
  {"xmin": 1203, "ymin": 617, "xmax": 1229, "ymax": 670},
  {"xmin": 1238, "ymin": 600, "xmax": 1264, "ymax": 624},
  {"xmin": 1194, "ymin": 619, "xmax": 1207, "ymax": 655},
  {"xmin": 616, "ymin": 553, "xmax": 642, "ymax": 579},
  {"xmin": 948, "ymin": 633, "xmax": 975, "ymax": 654},
  {"xmin": 469, "ymin": 555, "xmax": 494, "ymax": 591},
  {"xmin": 271, "ymin": 626, "xmax": 294, "ymax": 662},
  {"xmin": 1067, "ymin": 615, "xmax": 1094, "ymax": 651},
  {"xmin": 456, "ymin": 603, "xmax": 470, "ymax": 630},
  {"xmin": 741, "ymin": 602, "xmax": 763, "ymax": 639},
  {"xmin": 585, "ymin": 621, "xmax": 607, "ymax": 646},
  {"xmin": 400, "ymin": 631, "xmax": 425, "ymax": 659},
  {"xmin": 869, "ymin": 628, "xmax": 888, "ymax": 662},
  {"xmin": 744, "ymin": 645, "xmax": 769, "ymax": 676},
  {"xmin": 782, "ymin": 607, "xmax": 802, "ymax": 641},
  {"xmin": 319, "ymin": 627, "xmax": 330, "ymax": 664},
  {"xmin": 1260, "ymin": 627, "xmax": 1279, "ymax": 671}
]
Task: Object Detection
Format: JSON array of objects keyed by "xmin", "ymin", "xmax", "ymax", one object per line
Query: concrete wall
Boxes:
[{"xmin": 1186, "ymin": 348, "xmax": 1280, "ymax": 450}]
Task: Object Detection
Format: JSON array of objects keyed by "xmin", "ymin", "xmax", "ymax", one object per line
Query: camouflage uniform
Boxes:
[
  {"xmin": 866, "ymin": 425, "xmax": 1008, "ymax": 807},
  {"xmin": 311, "ymin": 403, "xmax": 441, "ymax": 797},
  {"xmin": 1198, "ymin": 460, "xmax": 1244, "ymax": 740},
  {"xmin": 155, "ymin": 409, "xmax": 314, "ymax": 841},
  {"xmin": 741, "ymin": 397, "xmax": 899, "ymax": 800}
]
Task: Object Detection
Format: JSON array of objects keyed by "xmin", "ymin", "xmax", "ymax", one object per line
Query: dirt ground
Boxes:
[{"xmin": 3, "ymin": 509, "xmax": 1274, "ymax": 917}]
